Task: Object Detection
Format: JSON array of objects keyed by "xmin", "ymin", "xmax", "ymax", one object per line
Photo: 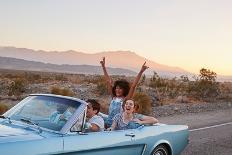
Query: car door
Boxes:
[
  {"xmin": 63, "ymin": 129, "xmax": 146, "ymax": 155},
  {"xmin": 62, "ymin": 109, "xmax": 144, "ymax": 155},
  {"xmin": 128, "ymin": 125, "xmax": 163, "ymax": 155}
]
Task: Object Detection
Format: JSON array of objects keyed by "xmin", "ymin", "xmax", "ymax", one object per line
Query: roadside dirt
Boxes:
[{"xmin": 158, "ymin": 107, "xmax": 232, "ymax": 129}]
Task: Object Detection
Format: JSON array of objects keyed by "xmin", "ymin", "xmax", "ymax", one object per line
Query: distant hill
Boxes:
[
  {"xmin": 0, "ymin": 46, "xmax": 189, "ymax": 77},
  {"xmin": 0, "ymin": 56, "xmax": 136, "ymax": 75},
  {"xmin": 1, "ymin": 46, "xmax": 232, "ymax": 81}
]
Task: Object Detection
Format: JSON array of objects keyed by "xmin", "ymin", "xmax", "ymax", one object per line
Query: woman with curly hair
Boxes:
[{"xmin": 100, "ymin": 57, "xmax": 148, "ymax": 127}]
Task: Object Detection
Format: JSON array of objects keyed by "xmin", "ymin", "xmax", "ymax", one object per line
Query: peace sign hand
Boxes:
[
  {"xmin": 141, "ymin": 61, "xmax": 149, "ymax": 72},
  {"xmin": 100, "ymin": 57, "xmax": 105, "ymax": 67}
]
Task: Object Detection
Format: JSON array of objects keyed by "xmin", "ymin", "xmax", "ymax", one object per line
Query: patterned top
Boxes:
[
  {"xmin": 105, "ymin": 97, "xmax": 124, "ymax": 127},
  {"xmin": 112, "ymin": 113, "xmax": 144, "ymax": 130}
]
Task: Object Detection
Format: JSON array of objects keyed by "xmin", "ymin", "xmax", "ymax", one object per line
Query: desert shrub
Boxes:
[
  {"xmin": 149, "ymin": 72, "xmax": 169, "ymax": 103},
  {"xmin": 8, "ymin": 78, "xmax": 27, "ymax": 96},
  {"xmin": 178, "ymin": 75, "xmax": 190, "ymax": 92},
  {"xmin": 67, "ymin": 74, "xmax": 84, "ymax": 84},
  {"xmin": 215, "ymin": 82, "xmax": 232, "ymax": 101},
  {"xmin": 41, "ymin": 76, "xmax": 53, "ymax": 83},
  {"xmin": 149, "ymin": 72, "xmax": 169, "ymax": 88},
  {"xmin": 50, "ymin": 86, "xmax": 74, "ymax": 97},
  {"xmin": 180, "ymin": 75, "xmax": 189, "ymax": 82},
  {"xmin": 136, "ymin": 74, "xmax": 146, "ymax": 92},
  {"xmin": 133, "ymin": 92, "xmax": 152, "ymax": 115},
  {"xmin": 188, "ymin": 68, "xmax": 220, "ymax": 100},
  {"xmin": 4, "ymin": 73, "xmax": 23, "ymax": 79},
  {"xmin": 138, "ymin": 74, "xmax": 146, "ymax": 87},
  {"xmin": 92, "ymin": 76, "xmax": 108, "ymax": 95},
  {"xmin": 55, "ymin": 74, "xmax": 68, "ymax": 81},
  {"xmin": 99, "ymin": 98, "xmax": 110, "ymax": 114},
  {"xmin": 24, "ymin": 72, "xmax": 42, "ymax": 83},
  {"xmin": 84, "ymin": 75, "xmax": 103, "ymax": 84},
  {"xmin": 96, "ymin": 81, "xmax": 108, "ymax": 95},
  {"xmin": 199, "ymin": 68, "xmax": 217, "ymax": 81},
  {"xmin": 149, "ymin": 72, "xmax": 184, "ymax": 102},
  {"xmin": 148, "ymin": 69, "xmax": 220, "ymax": 102},
  {"xmin": 197, "ymin": 80, "xmax": 219, "ymax": 98},
  {"xmin": 0, "ymin": 103, "xmax": 8, "ymax": 115}
]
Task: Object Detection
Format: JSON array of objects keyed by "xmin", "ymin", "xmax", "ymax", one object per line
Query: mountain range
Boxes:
[
  {"xmin": 0, "ymin": 56, "xmax": 136, "ymax": 75},
  {"xmin": 0, "ymin": 46, "xmax": 188, "ymax": 77},
  {"xmin": 1, "ymin": 46, "xmax": 232, "ymax": 81}
]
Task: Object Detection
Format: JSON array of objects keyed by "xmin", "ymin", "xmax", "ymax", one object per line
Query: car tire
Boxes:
[{"xmin": 151, "ymin": 144, "xmax": 169, "ymax": 155}]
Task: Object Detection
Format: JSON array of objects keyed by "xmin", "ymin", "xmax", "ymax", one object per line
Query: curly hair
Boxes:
[{"xmin": 112, "ymin": 79, "xmax": 130, "ymax": 97}]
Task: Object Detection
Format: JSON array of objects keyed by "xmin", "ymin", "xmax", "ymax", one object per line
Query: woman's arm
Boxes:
[
  {"xmin": 100, "ymin": 57, "xmax": 113, "ymax": 97},
  {"xmin": 133, "ymin": 115, "xmax": 159, "ymax": 125},
  {"xmin": 126, "ymin": 62, "xmax": 149, "ymax": 99}
]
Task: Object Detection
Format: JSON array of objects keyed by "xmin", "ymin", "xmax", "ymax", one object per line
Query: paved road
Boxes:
[
  {"xmin": 158, "ymin": 108, "xmax": 232, "ymax": 155},
  {"xmin": 182, "ymin": 122, "xmax": 232, "ymax": 155}
]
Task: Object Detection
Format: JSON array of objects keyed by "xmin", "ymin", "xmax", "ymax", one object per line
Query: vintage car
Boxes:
[{"xmin": 0, "ymin": 94, "xmax": 189, "ymax": 155}]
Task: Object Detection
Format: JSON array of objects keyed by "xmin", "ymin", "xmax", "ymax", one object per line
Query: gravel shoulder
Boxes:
[{"xmin": 156, "ymin": 103, "xmax": 232, "ymax": 129}]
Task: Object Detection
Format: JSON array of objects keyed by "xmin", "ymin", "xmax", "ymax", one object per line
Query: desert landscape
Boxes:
[
  {"xmin": 1, "ymin": 67, "xmax": 231, "ymax": 117},
  {"xmin": 1, "ymin": 1, "xmax": 232, "ymax": 154}
]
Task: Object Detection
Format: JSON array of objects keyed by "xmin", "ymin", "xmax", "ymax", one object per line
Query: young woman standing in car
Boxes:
[{"xmin": 100, "ymin": 57, "xmax": 149, "ymax": 127}]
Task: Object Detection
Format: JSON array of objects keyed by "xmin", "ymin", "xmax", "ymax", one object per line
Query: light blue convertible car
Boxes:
[{"xmin": 0, "ymin": 94, "xmax": 189, "ymax": 155}]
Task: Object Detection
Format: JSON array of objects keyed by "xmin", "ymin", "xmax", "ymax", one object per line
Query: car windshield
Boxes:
[{"xmin": 4, "ymin": 95, "xmax": 81, "ymax": 131}]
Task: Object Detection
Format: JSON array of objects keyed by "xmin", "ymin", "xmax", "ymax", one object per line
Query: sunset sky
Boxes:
[{"xmin": 0, "ymin": 0, "xmax": 232, "ymax": 75}]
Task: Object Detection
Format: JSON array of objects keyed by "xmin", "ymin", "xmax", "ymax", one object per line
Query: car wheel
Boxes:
[{"xmin": 151, "ymin": 145, "xmax": 169, "ymax": 155}]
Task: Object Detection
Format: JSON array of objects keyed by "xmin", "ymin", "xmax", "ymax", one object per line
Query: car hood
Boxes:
[{"xmin": 0, "ymin": 123, "xmax": 44, "ymax": 143}]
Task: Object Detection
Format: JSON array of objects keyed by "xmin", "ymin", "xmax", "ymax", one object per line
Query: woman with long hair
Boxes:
[{"xmin": 100, "ymin": 57, "xmax": 149, "ymax": 127}]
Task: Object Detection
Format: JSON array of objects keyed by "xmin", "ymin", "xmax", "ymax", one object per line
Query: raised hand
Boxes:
[
  {"xmin": 140, "ymin": 62, "xmax": 149, "ymax": 72},
  {"xmin": 100, "ymin": 56, "xmax": 113, "ymax": 96},
  {"xmin": 126, "ymin": 61, "xmax": 149, "ymax": 99},
  {"xmin": 100, "ymin": 57, "xmax": 105, "ymax": 67}
]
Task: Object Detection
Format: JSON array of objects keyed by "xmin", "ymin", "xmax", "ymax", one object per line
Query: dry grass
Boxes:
[
  {"xmin": 1, "ymin": 68, "xmax": 232, "ymax": 111},
  {"xmin": 50, "ymin": 86, "xmax": 74, "ymax": 97},
  {"xmin": 0, "ymin": 103, "xmax": 8, "ymax": 115},
  {"xmin": 133, "ymin": 92, "xmax": 152, "ymax": 115},
  {"xmin": 98, "ymin": 97, "xmax": 110, "ymax": 114}
]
